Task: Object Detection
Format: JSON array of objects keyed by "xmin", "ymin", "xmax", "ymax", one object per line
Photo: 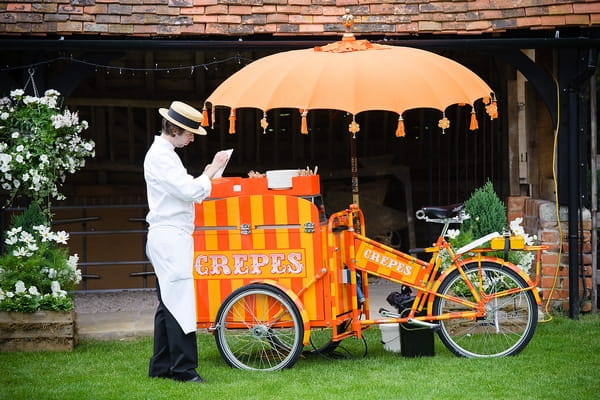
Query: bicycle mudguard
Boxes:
[{"xmin": 427, "ymin": 256, "xmax": 542, "ymax": 308}]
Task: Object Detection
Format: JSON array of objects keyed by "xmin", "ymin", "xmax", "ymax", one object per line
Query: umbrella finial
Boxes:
[{"xmin": 341, "ymin": 8, "xmax": 355, "ymax": 38}]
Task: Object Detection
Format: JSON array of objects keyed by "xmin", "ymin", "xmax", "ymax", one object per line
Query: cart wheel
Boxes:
[{"xmin": 214, "ymin": 283, "xmax": 304, "ymax": 371}]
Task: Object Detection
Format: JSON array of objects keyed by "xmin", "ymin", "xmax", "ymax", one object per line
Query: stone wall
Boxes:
[{"xmin": 507, "ymin": 196, "xmax": 594, "ymax": 313}]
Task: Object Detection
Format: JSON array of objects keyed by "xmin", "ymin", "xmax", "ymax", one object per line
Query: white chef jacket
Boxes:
[{"xmin": 144, "ymin": 135, "xmax": 212, "ymax": 334}]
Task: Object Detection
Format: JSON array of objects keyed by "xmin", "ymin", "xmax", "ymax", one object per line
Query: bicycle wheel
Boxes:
[
  {"xmin": 214, "ymin": 283, "xmax": 304, "ymax": 371},
  {"xmin": 432, "ymin": 261, "xmax": 537, "ymax": 357}
]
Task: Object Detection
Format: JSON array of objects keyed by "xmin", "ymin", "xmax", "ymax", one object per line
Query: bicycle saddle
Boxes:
[{"xmin": 418, "ymin": 203, "xmax": 465, "ymax": 219}]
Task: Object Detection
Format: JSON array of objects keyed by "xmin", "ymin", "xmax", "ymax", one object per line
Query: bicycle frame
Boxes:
[{"xmin": 328, "ymin": 204, "xmax": 546, "ymax": 338}]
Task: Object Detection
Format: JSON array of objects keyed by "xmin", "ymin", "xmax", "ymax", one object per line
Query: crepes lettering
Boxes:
[
  {"xmin": 362, "ymin": 248, "xmax": 413, "ymax": 276},
  {"xmin": 194, "ymin": 250, "xmax": 305, "ymax": 278}
]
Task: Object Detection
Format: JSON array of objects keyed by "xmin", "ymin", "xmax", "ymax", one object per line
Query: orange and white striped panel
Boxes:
[{"xmin": 193, "ymin": 194, "xmax": 326, "ymax": 327}]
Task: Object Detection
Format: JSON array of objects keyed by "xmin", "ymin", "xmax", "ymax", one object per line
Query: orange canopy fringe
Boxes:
[
  {"xmin": 201, "ymin": 105, "xmax": 209, "ymax": 127},
  {"xmin": 395, "ymin": 115, "xmax": 405, "ymax": 137},
  {"xmin": 228, "ymin": 109, "xmax": 236, "ymax": 134},
  {"xmin": 469, "ymin": 109, "xmax": 479, "ymax": 131},
  {"xmin": 300, "ymin": 109, "xmax": 308, "ymax": 134}
]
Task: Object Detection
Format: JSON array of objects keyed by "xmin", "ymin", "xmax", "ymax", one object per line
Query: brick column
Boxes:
[{"xmin": 508, "ymin": 196, "xmax": 593, "ymax": 313}]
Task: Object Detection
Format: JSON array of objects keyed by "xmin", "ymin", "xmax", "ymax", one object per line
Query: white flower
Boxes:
[
  {"xmin": 44, "ymin": 89, "xmax": 60, "ymax": 97},
  {"xmin": 19, "ymin": 230, "xmax": 35, "ymax": 244},
  {"xmin": 67, "ymin": 254, "xmax": 79, "ymax": 270},
  {"xmin": 510, "ymin": 217, "xmax": 525, "ymax": 236},
  {"xmin": 13, "ymin": 247, "xmax": 30, "ymax": 257},
  {"xmin": 446, "ymin": 229, "xmax": 460, "ymax": 239},
  {"xmin": 15, "ymin": 280, "xmax": 26, "ymax": 293},
  {"xmin": 27, "ymin": 242, "xmax": 39, "ymax": 252},
  {"xmin": 47, "ymin": 268, "xmax": 57, "ymax": 279},
  {"xmin": 28, "ymin": 286, "xmax": 39, "ymax": 296},
  {"xmin": 50, "ymin": 281, "xmax": 61, "ymax": 293},
  {"xmin": 10, "ymin": 89, "xmax": 24, "ymax": 97},
  {"xmin": 53, "ymin": 231, "xmax": 69, "ymax": 244},
  {"xmin": 7, "ymin": 226, "xmax": 22, "ymax": 236},
  {"xmin": 11, "ymin": 131, "xmax": 19, "ymax": 138},
  {"xmin": 34, "ymin": 225, "xmax": 53, "ymax": 242},
  {"xmin": 0, "ymin": 112, "xmax": 9, "ymax": 120}
]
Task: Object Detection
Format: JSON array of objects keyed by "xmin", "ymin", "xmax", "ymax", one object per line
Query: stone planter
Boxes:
[{"xmin": 0, "ymin": 310, "xmax": 77, "ymax": 352}]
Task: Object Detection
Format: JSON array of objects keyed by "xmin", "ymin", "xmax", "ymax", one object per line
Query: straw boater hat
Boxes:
[{"xmin": 159, "ymin": 101, "xmax": 207, "ymax": 135}]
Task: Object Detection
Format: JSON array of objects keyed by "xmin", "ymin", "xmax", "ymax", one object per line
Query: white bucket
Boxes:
[{"xmin": 379, "ymin": 323, "xmax": 401, "ymax": 353}]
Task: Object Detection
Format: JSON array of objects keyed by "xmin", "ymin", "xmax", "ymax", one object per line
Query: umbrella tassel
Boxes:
[
  {"xmin": 348, "ymin": 114, "xmax": 360, "ymax": 139},
  {"xmin": 485, "ymin": 93, "xmax": 499, "ymax": 119},
  {"xmin": 229, "ymin": 109, "xmax": 236, "ymax": 134},
  {"xmin": 491, "ymin": 99, "xmax": 498, "ymax": 119},
  {"xmin": 260, "ymin": 112, "xmax": 269, "ymax": 134},
  {"xmin": 201, "ymin": 105, "xmax": 209, "ymax": 127},
  {"xmin": 395, "ymin": 115, "xmax": 405, "ymax": 137},
  {"xmin": 469, "ymin": 108, "xmax": 479, "ymax": 131},
  {"xmin": 301, "ymin": 109, "xmax": 308, "ymax": 134},
  {"xmin": 438, "ymin": 113, "xmax": 450, "ymax": 134}
]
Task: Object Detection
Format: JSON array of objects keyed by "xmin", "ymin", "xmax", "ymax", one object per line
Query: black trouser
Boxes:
[{"xmin": 148, "ymin": 283, "xmax": 199, "ymax": 381}]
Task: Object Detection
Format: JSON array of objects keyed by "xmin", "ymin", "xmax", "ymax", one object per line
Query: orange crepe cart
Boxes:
[{"xmin": 191, "ymin": 173, "xmax": 546, "ymax": 371}]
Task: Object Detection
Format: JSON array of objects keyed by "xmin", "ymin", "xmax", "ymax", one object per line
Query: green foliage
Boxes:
[
  {"xmin": 443, "ymin": 181, "xmax": 536, "ymax": 278},
  {"xmin": 0, "ymin": 204, "xmax": 81, "ymax": 312},
  {"xmin": 462, "ymin": 180, "xmax": 507, "ymax": 238}
]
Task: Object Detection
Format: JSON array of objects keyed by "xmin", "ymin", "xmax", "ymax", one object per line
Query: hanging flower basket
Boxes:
[{"xmin": 0, "ymin": 88, "xmax": 95, "ymax": 212}]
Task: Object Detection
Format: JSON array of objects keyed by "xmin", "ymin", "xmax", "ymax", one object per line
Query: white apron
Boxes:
[{"xmin": 146, "ymin": 226, "xmax": 196, "ymax": 334}]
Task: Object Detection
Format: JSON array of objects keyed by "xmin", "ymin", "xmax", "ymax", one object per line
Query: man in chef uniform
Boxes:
[{"xmin": 144, "ymin": 101, "xmax": 229, "ymax": 383}]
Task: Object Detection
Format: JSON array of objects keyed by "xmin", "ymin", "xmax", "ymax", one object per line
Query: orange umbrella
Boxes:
[{"xmin": 203, "ymin": 12, "xmax": 497, "ymax": 203}]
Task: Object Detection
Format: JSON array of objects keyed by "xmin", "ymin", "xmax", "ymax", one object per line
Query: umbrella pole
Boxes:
[{"xmin": 350, "ymin": 134, "xmax": 359, "ymax": 206}]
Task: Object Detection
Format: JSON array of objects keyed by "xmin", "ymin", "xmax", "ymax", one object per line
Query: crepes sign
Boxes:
[{"xmin": 193, "ymin": 249, "xmax": 306, "ymax": 279}]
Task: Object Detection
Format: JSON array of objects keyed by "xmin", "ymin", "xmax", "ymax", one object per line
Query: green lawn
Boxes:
[{"xmin": 1, "ymin": 314, "xmax": 599, "ymax": 400}]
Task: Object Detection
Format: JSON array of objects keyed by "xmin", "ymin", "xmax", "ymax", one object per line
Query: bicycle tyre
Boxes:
[
  {"xmin": 432, "ymin": 261, "xmax": 537, "ymax": 357},
  {"xmin": 214, "ymin": 283, "xmax": 304, "ymax": 371}
]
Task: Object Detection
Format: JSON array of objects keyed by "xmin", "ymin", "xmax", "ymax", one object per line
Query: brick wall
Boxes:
[{"xmin": 508, "ymin": 196, "xmax": 593, "ymax": 313}]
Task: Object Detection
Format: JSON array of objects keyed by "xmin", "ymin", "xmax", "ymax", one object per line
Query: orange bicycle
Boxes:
[{"xmin": 193, "ymin": 176, "xmax": 547, "ymax": 370}]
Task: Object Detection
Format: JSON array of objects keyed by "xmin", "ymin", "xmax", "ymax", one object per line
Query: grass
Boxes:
[{"xmin": 1, "ymin": 314, "xmax": 599, "ymax": 400}]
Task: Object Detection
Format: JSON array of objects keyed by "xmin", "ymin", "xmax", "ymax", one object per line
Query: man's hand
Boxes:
[{"xmin": 203, "ymin": 150, "xmax": 230, "ymax": 179}]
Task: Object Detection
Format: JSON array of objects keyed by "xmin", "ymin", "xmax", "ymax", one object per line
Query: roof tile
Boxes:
[
  {"xmin": 0, "ymin": 0, "xmax": 598, "ymax": 38},
  {"xmin": 7, "ymin": 3, "xmax": 31, "ymax": 12}
]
